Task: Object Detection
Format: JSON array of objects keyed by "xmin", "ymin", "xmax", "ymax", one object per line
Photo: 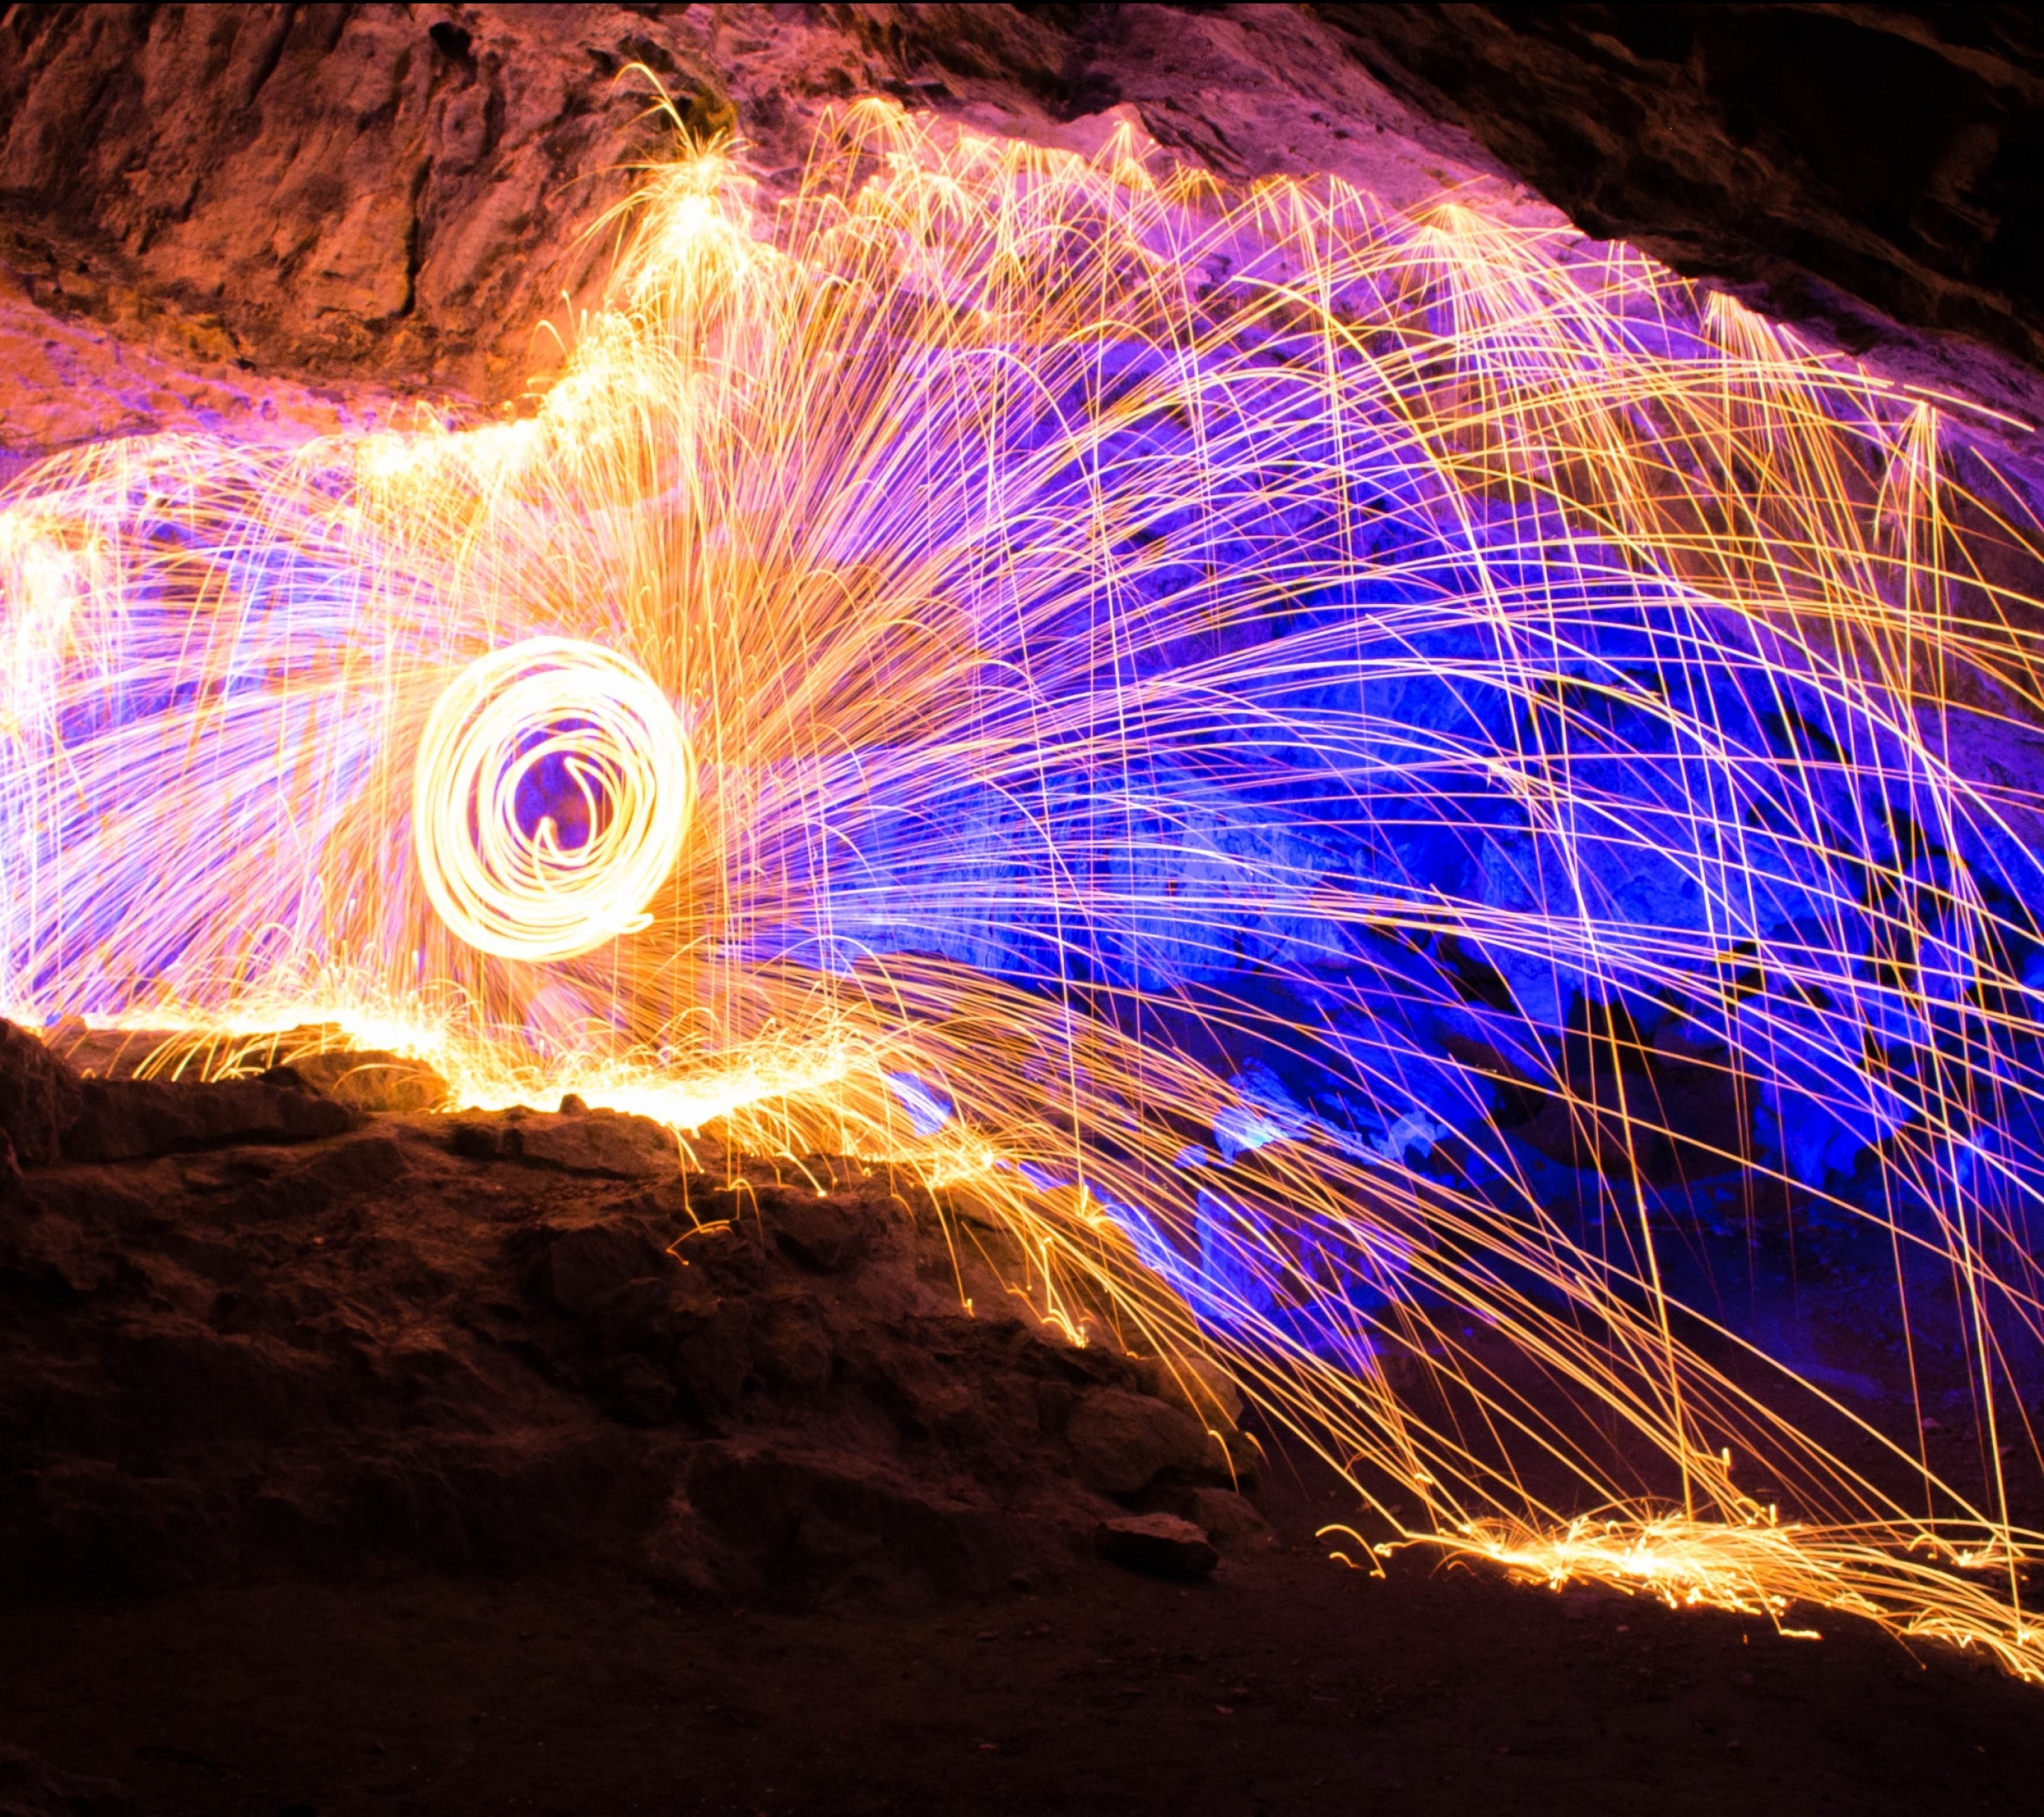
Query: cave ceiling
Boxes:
[{"xmin": 4, "ymin": 4, "xmax": 2041, "ymax": 461}]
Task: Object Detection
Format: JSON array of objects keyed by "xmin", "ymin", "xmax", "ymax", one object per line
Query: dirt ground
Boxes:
[
  {"xmin": 4, "ymin": 1052, "xmax": 2041, "ymax": 1815},
  {"xmin": 7, "ymin": 1449, "xmax": 2043, "ymax": 1817}
]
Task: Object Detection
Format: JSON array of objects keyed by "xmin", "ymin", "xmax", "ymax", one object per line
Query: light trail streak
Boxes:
[
  {"xmin": 412, "ymin": 637, "xmax": 696, "ymax": 961},
  {"xmin": 6, "ymin": 100, "xmax": 2044, "ymax": 1674}
]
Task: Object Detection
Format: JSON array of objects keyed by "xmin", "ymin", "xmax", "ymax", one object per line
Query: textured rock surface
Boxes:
[
  {"xmin": 1065, "ymin": 1385, "xmax": 1222, "ymax": 1497},
  {"xmin": 40, "ymin": 1026, "xmax": 451, "ymax": 1115},
  {"xmin": 0, "ymin": 1022, "xmax": 84, "ymax": 1171},
  {"xmin": 4, "ymin": 22, "xmax": 2044, "ymax": 1804},
  {"xmin": 1096, "ymin": 1510, "xmax": 1219, "ymax": 1580},
  {"xmin": 0, "ymin": 1032, "xmax": 1255, "ymax": 1610},
  {"xmin": 446, "ymin": 1104, "xmax": 677, "ymax": 1177},
  {"xmin": 0, "ymin": 2, "xmax": 1531, "ymax": 457},
  {"xmin": 0, "ymin": 1743, "xmax": 134, "ymax": 1817},
  {"xmin": 5, "ymin": 2, "xmax": 2043, "ymax": 470},
  {"xmin": 59, "ymin": 1075, "xmax": 359, "ymax": 1164},
  {"xmin": 274, "ymin": 1048, "xmax": 450, "ymax": 1114}
]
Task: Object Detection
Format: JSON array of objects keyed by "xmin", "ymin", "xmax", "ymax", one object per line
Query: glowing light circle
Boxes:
[{"xmin": 413, "ymin": 637, "xmax": 693, "ymax": 962}]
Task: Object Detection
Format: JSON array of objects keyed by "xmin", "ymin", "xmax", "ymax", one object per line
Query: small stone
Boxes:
[{"xmin": 1097, "ymin": 1513, "xmax": 1217, "ymax": 1580}]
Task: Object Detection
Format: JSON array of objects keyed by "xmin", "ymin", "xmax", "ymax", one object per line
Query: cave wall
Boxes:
[
  {"xmin": 8, "ymin": 4, "xmax": 2044, "ymax": 451},
  {"xmin": 0, "ymin": 2, "xmax": 1522, "ymax": 452},
  {"xmin": 10, "ymin": 4, "xmax": 2042, "ymax": 453}
]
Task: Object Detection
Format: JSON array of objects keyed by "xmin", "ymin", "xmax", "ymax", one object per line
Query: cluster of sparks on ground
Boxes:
[{"xmin": 6, "ymin": 99, "xmax": 2044, "ymax": 1676}]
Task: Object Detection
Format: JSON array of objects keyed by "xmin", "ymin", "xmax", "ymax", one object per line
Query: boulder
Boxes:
[
  {"xmin": 1097, "ymin": 1512, "xmax": 1219, "ymax": 1581},
  {"xmin": 687, "ymin": 1441, "xmax": 1072, "ymax": 1603},
  {"xmin": 526, "ymin": 1222, "xmax": 673, "ymax": 1317},
  {"xmin": 1183, "ymin": 1486, "xmax": 1275, "ymax": 1551},
  {"xmin": 1066, "ymin": 1386, "xmax": 1221, "ymax": 1495},
  {"xmin": 449, "ymin": 1109, "xmax": 676, "ymax": 1178},
  {"xmin": 759, "ymin": 1189, "xmax": 874, "ymax": 1273},
  {"xmin": 285, "ymin": 1049, "xmax": 449, "ymax": 1114},
  {"xmin": 39, "ymin": 1023, "xmax": 178, "ymax": 1081},
  {"xmin": 1154, "ymin": 1353, "xmax": 1244, "ymax": 1427}
]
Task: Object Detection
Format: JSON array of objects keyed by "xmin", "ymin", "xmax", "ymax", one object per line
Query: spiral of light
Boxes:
[{"xmin": 412, "ymin": 637, "xmax": 693, "ymax": 962}]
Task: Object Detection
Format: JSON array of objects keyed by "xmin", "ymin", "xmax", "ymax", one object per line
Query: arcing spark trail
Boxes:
[{"xmin": 7, "ymin": 102, "xmax": 2044, "ymax": 1673}]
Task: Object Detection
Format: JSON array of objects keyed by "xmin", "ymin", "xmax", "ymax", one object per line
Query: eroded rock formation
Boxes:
[
  {"xmin": 0, "ymin": 3, "xmax": 1524, "ymax": 456},
  {"xmin": 0, "ymin": 1024, "xmax": 1263, "ymax": 1610},
  {"xmin": 7, "ymin": 4, "xmax": 2043, "ymax": 459},
  {"xmin": 4, "ymin": 0, "xmax": 2044, "ymax": 1665}
]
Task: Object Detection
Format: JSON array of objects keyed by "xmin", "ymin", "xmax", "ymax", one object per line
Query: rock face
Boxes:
[
  {"xmin": 1, "ymin": 1023, "xmax": 364, "ymax": 1168},
  {"xmin": 1067, "ymin": 1386, "xmax": 1223, "ymax": 1497},
  {"xmin": 0, "ymin": 1021, "xmax": 82, "ymax": 1170},
  {"xmin": 1, "ymin": 3, "xmax": 717, "ymax": 403},
  {"xmin": 285, "ymin": 1048, "xmax": 450, "ymax": 1114},
  {"xmin": 447, "ymin": 1105, "xmax": 676, "ymax": 1178},
  {"xmin": 6, "ymin": 1, "xmax": 2043, "ymax": 461},
  {"xmin": 1316, "ymin": 4, "xmax": 2044, "ymax": 420},
  {"xmin": 0, "ymin": 2, "xmax": 1525, "ymax": 456},
  {"xmin": 60, "ymin": 1074, "xmax": 359, "ymax": 1163},
  {"xmin": 40, "ymin": 1024, "xmax": 451, "ymax": 1116},
  {"xmin": 0, "ymin": 1026, "xmax": 1257, "ymax": 1609}
]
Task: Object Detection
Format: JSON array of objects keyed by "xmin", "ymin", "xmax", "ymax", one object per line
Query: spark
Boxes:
[{"xmin": 6, "ymin": 100, "xmax": 2044, "ymax": 1677}]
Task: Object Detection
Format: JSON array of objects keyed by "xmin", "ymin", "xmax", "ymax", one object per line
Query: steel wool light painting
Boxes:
[
  {"xmin": 412, "ymin": 637, "xmax": 696, "ymax": 962},
  {"xmin": 6, "ymin": 101, "xmax": 2044, "ymax": 1674}
]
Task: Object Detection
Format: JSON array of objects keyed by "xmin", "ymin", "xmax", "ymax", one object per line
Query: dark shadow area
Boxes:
[{"xmin": 1315, "ymin": 4, "xmax": 2044, "ymax": 405}]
